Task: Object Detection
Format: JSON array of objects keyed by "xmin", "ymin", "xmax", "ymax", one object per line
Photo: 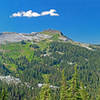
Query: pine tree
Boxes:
[
  {"xmin": 96, "ymin": 87, "xmax": 100, "ymax": 100},
  {"xmin": 0, "ymin": 88, "xmax": 8, "ymax": 100},
  {"xmin": 39, "ymin": 74, "xmax": 51, "ymax": 100},
  {"xmin": 60, "ymin": 69, "xmax": 68, "ymax": 100},
  {"xmin": 80, "ymin": 82, "xmax": 89, "ymax": 100},
  {"xmin": 68, "ymin": 64, "xmax": 82, "ymax": 100}
]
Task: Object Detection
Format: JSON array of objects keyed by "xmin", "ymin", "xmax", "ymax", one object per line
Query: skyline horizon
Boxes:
[
  {"xmin": 0, "ymin": 28, "xmax": 99, "ymax": 44},
  {"xmin": 0, "ymin": 0, "xmax": 100, "ymax": 44}
]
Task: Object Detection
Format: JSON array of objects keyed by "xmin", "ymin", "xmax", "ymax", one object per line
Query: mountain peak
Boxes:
[
  {"xmin": 0, "ymin": 29, "xmax": 72, "ymax": 44},
  {"xmin": 42, "ymin": 29, "xmax": 63, "ymax": 35}
]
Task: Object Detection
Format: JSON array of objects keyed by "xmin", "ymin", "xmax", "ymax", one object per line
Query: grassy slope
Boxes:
[
  {"xmin": 0, "ymin": 42, "xmax": 34, "ymax": 72},
  {"xmin": 0, "ymin": 37, "xmax": 53, "ymax": 72}
]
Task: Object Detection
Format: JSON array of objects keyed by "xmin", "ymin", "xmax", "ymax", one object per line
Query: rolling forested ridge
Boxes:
[{"xmin": 0, "ymin": 30, "xmax": 100, "ymax": 100}]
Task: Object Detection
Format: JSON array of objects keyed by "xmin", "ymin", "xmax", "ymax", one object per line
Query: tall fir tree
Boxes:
[
  {"xmin": 96, "ymin": 86, "xmax": 100, "ymax": 100},
  {"xmin": 60, "ymin": 69, "xmax": 68, "ymax": 100},
  {"xmin": 79, "ymin": 82, "xmax": 89, "ymax": 100},
  {"xmin": 39, "ymin": 74, "xmax": 51, "ymax": 100},
  {"xmin": 68, "ymin": 64, "xmax": 82, "ymax": 100}
]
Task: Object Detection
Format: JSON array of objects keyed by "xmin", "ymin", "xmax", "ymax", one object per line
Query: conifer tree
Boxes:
[
  {"xmin": 0, "ymin": 88, "xmax": 8, "ymax": 100},
  {"xmin": 60, "ymin": 69, "xmax": 68, "ymax": 100},
  {"xmin": 39, "ymin": 74, "xmax": 51, "ymax": 100},
  {"xmin": 80, "ymin": 82, "xmax": 89, "ymax": 100},
  {"xmin": 96, "ymin": 87, "xmax": 100, "ymax": 100},
  {"xmin": 68, "ymin": 64, "xmax": 82, "ymax": 100}
]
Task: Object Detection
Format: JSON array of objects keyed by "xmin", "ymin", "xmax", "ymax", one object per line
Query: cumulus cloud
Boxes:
[
  {"xmin": 22, "ymin": 10, "xmax": 40, "ymax": 17},
  {"xmin": 11, "ymin": 12, "xmax": 22, "ymax": 17},
  {"xmin": 41, "ymin": 9, "xmax": 59, "ymax": 16},
  {"xmin": 11, "ymin": 9, "xmax": 59, "ymax": 18}
]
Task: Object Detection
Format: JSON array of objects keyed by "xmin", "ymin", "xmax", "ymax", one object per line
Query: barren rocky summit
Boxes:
[{"xmin": 0, "ymin": 29, "xmax": 70, "ymax": 44}]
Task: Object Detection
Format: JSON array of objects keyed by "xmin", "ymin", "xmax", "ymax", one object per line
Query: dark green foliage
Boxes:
[
  {"xmin": 60, "ymin": 69, "xmax": 68, "ymax": 100},
  {"xmin": 38, "ymin": 75, "xmax": 51, "ymax": 100},
  {"xmin": 21, "ymin": 40, "xmax": 26, "ymax": 45},
  {"xmin": 37, "ymin": 65, "xmax": 89, "ymax": 100},
  {"xmin": 0, "ymin": 88, "xmax": 8, "ymax": 100},
  {"xmin": 0, "ymin": 40, "xmax": 100, "ymax": 99},
  {"xmin": 80, "ymin": 82, "xmax": 89, "ymax": 100},
  {"xmin": 67, "ymin": 64, "xmax": 82, "ymax": 99},
  {"xmin": 29, "ymin": 44, "xmax": 39, "ymax": 49}
]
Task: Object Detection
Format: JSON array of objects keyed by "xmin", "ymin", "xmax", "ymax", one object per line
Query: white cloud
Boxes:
[
  {"xmin": 22, "ymin": 10, "xmax": 40, "ymax": 17},
  {"xmin": 39, "ymin": 9, "xmax": 59, "ymax": 16},
  {"xmin": 11, "ymin": 12, "xmax": 22, "ymax": 17},
  {"xmin": 49, "ymin": 9, "xmax": 59, "ymax": 16},
  {"xmin": 50, "ymin": 13, "xmax": 59, "ymax": 16},
  {"xmin": 11, "ymin": 9, "xmax": 59, "ymax": 18},
  {"xmin": 41, "ymin": 11, "xmax": 50, "ymax": 16}
]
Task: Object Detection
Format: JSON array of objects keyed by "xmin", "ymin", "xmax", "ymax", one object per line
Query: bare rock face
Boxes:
[
  {"xmin": 0, "ymin": 30, "xmax": 71, "ymax": 44},
  {"xmin": 0, "ymin": 32, "xmax": 52, "ymax": 44},
  {"xmin": 0, "ymin": 32, "xmax": 32, "ymax": 44}
]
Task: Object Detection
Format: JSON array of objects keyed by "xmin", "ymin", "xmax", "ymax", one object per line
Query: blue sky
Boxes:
[{"xmin": 0, "ymin": 0, "xmax": 100, "ymax": 44}]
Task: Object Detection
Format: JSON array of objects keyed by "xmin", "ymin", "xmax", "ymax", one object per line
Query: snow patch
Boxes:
[
  {"xmin": 0, "ymin": 75, "xmax": 21, "ymax": 84},
  {"xmin": 38, "ymin": 83, "xmax": 59, "ymax": 89}
]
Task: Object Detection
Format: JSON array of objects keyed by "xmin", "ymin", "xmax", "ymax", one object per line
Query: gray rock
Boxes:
[{"xmin": 0, "ymin": 32, "xmax": 52, "ymax": 44}]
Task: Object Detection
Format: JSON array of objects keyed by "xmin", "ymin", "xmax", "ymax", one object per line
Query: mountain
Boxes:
[
  {"xmin": 0, "ymin": 29, "xmax": 70, "ymax": 44},
  {"xmin": 0, "ymin": 29, "xmax": 100, "ymax": 99}
]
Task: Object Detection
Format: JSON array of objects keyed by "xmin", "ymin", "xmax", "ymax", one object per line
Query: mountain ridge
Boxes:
[
  {"xmin": 0, "ymin": 29, "xmax": 98, "ymax": 51},
  {"xmin": 0, "ymin": 29, "xmax": 71, "ymax": 44}
]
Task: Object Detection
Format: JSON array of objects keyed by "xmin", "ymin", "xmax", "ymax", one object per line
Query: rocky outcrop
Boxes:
[
  {"xmin": 0, "ymin": 32, "xmax": 52, "ymax": 44},
  {"xmin": 0, "ymin": 29, "xmax": 72, "ymax": 44}
]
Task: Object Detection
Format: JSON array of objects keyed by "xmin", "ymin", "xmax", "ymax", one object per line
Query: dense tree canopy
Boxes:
[{"xmin": 0, "ymin": 40, "xmax": 100, "ymax": 99}]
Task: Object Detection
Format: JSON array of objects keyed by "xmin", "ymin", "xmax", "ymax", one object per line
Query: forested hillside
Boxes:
[{"xmin": 0, "ymin": 30, "xmax": 100, "ymax": 100}]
